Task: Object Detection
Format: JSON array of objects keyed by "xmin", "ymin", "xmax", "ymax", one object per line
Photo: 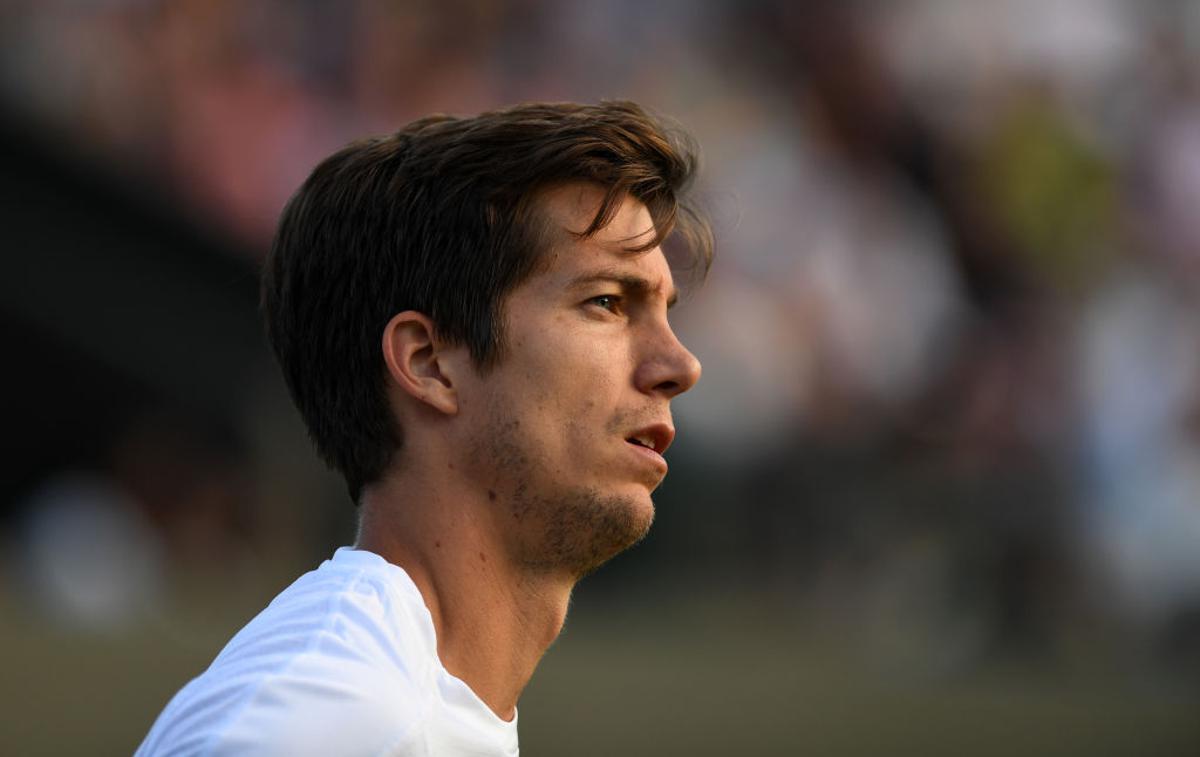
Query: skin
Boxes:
[{"xmin": 357, "ymin": 183, "xmax": 701, "ymax": 721}]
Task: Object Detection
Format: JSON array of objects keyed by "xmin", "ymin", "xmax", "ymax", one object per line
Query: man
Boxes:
[{"xmin": 137, "ymin": 101, "xmax": 710, "ymax": 756}]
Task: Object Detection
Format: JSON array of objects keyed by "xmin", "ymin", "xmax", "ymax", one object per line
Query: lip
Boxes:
[
  {"xmin": 625, "ymin": 438, "xmax": 669, "ymax": 476},
  {"xmin": 625, "ymin": 423, "xmax": 675, "ymax": 455},
  {"xmin": 623, "ymin": 422, "xmax": 674, "ymax": 477}
]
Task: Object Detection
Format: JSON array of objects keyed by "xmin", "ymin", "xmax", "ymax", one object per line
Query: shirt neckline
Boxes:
[{"xmin": 330, "ymin": 547, "xmax": 520, "ymax": 749}]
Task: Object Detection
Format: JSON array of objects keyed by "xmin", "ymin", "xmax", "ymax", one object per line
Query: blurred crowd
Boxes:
[{"xmin": 3, "ymin": 0, "xmax": 1200, "ymax": 679}]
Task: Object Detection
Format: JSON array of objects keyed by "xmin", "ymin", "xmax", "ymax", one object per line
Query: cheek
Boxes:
[
  {"xmin": 509, "ymin": 322, "xmax": 630, "ymax": 439},
  {"xmin": 547, "ymin": 354, "xmax": 621, "ymax": 416},
  {"xmin": 530, "ymin": 370, "xmax": 616, "ymax": 453},
  {"xmin": 560, "ymin": 370, "xmax": 625, "ymax": 459}
]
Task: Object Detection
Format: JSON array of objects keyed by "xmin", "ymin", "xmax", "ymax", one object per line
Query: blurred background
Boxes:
[{"xmin": 3, "ymin": 0, "xmax": 1200, "ymax": 754}]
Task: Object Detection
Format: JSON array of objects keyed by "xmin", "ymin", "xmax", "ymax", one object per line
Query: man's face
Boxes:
[{"xmin": 454, "ymin": 185, "xmax": 701, "ymax": 578}]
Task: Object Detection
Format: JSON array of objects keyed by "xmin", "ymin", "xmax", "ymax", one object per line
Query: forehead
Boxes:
[{"xmin": 530, "ymin": 184, "xmax": 676, "ymax": 290}]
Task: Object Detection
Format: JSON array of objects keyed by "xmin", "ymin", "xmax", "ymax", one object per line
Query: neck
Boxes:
[{"xmin": 355, "ymin": 469, "xmax": 573, "ymax": 721}]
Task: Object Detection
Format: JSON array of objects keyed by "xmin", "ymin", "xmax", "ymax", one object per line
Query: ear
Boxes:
[{"xmin": 381, "ymin": 311, "xmax": 459, "ymax": 416}]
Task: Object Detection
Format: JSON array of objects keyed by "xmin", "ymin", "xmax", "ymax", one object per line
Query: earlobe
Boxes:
[{"xmin": 381, "ymin": 311, "xmax": 459, "ymax": 415}]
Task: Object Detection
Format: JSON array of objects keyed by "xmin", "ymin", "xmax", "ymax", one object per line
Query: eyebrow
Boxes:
[{"xmin": 567, "ymin": 268, "xmax": 680, "ymax": 309}]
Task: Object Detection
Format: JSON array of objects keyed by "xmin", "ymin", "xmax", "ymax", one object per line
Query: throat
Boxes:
[{"xmin": 434, "ymin": 566, "xmax": 574, "ymax": 719}]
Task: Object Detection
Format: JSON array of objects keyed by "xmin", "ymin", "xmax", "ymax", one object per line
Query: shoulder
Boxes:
[
  {"xmin": 199, "ymin": 658, "xmax": 432, "ymax": 756},
  {"xmin": 223, "ymin": 557, "xmax": 430, "ymax": 669},
  {"xmin": 138, "ymin": 552, "xmax": 439, "ymax": 756},
  {"xmin": 140, "ymin": 641, "xmax": 434, "ymax": 757}
]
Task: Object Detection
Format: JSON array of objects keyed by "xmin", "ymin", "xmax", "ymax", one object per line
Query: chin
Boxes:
[{"xmin": 522, "ymin": 486, "xmax": 655, "ymax": 579}]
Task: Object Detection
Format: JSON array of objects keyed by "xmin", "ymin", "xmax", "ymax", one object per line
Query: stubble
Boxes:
[{"xmin": 476, "ymin": 416, "xmax": 654, "ymax": 580}]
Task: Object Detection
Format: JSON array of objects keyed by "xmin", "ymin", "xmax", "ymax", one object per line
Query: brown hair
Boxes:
[{"xmin": 262, "ymin": 101, "xmax": 711, "ymax": 502}]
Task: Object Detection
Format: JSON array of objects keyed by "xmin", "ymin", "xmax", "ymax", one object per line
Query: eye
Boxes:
[{"xmin": 587, "ymin": 294, "xmax": 623, "ymax": 314}]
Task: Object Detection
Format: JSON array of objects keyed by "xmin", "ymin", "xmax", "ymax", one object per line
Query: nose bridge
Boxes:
[{"xmin": 637, "ymin": 316, "xmax": 701, "ymax": 397}]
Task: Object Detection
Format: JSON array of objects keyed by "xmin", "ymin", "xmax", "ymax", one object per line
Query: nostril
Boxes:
[{"xmin": 653, "ymin": 379, "xmax": 687, "ymax": 399}]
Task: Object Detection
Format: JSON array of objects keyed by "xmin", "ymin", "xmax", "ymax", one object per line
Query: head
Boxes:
[{"xmin": 263, "ymin": 101, "xmax": 710, "ymax": 573}]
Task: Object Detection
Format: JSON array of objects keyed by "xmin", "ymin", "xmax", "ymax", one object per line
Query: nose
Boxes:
[{"xmin": 635, "ymin": 324, "xmax": 702, "ymax": 399}]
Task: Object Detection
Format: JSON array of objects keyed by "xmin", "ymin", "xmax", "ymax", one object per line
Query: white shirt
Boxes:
[{"xmin": 136, "ymin": 548, "xmax": 519, "ymax": 756}]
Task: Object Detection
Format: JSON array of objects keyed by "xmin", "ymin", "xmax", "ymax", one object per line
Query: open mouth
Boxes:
[
  {"xmin": 625, "ymin": 425, "xmax": 673, "ymax": 477},
  {"xmin": 627, "ymin": 436, "xmax": 657, "ymax": 452},
  {"xmin": 625, "ymin": 425, "xmax": 673, "ymax": 455}
]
